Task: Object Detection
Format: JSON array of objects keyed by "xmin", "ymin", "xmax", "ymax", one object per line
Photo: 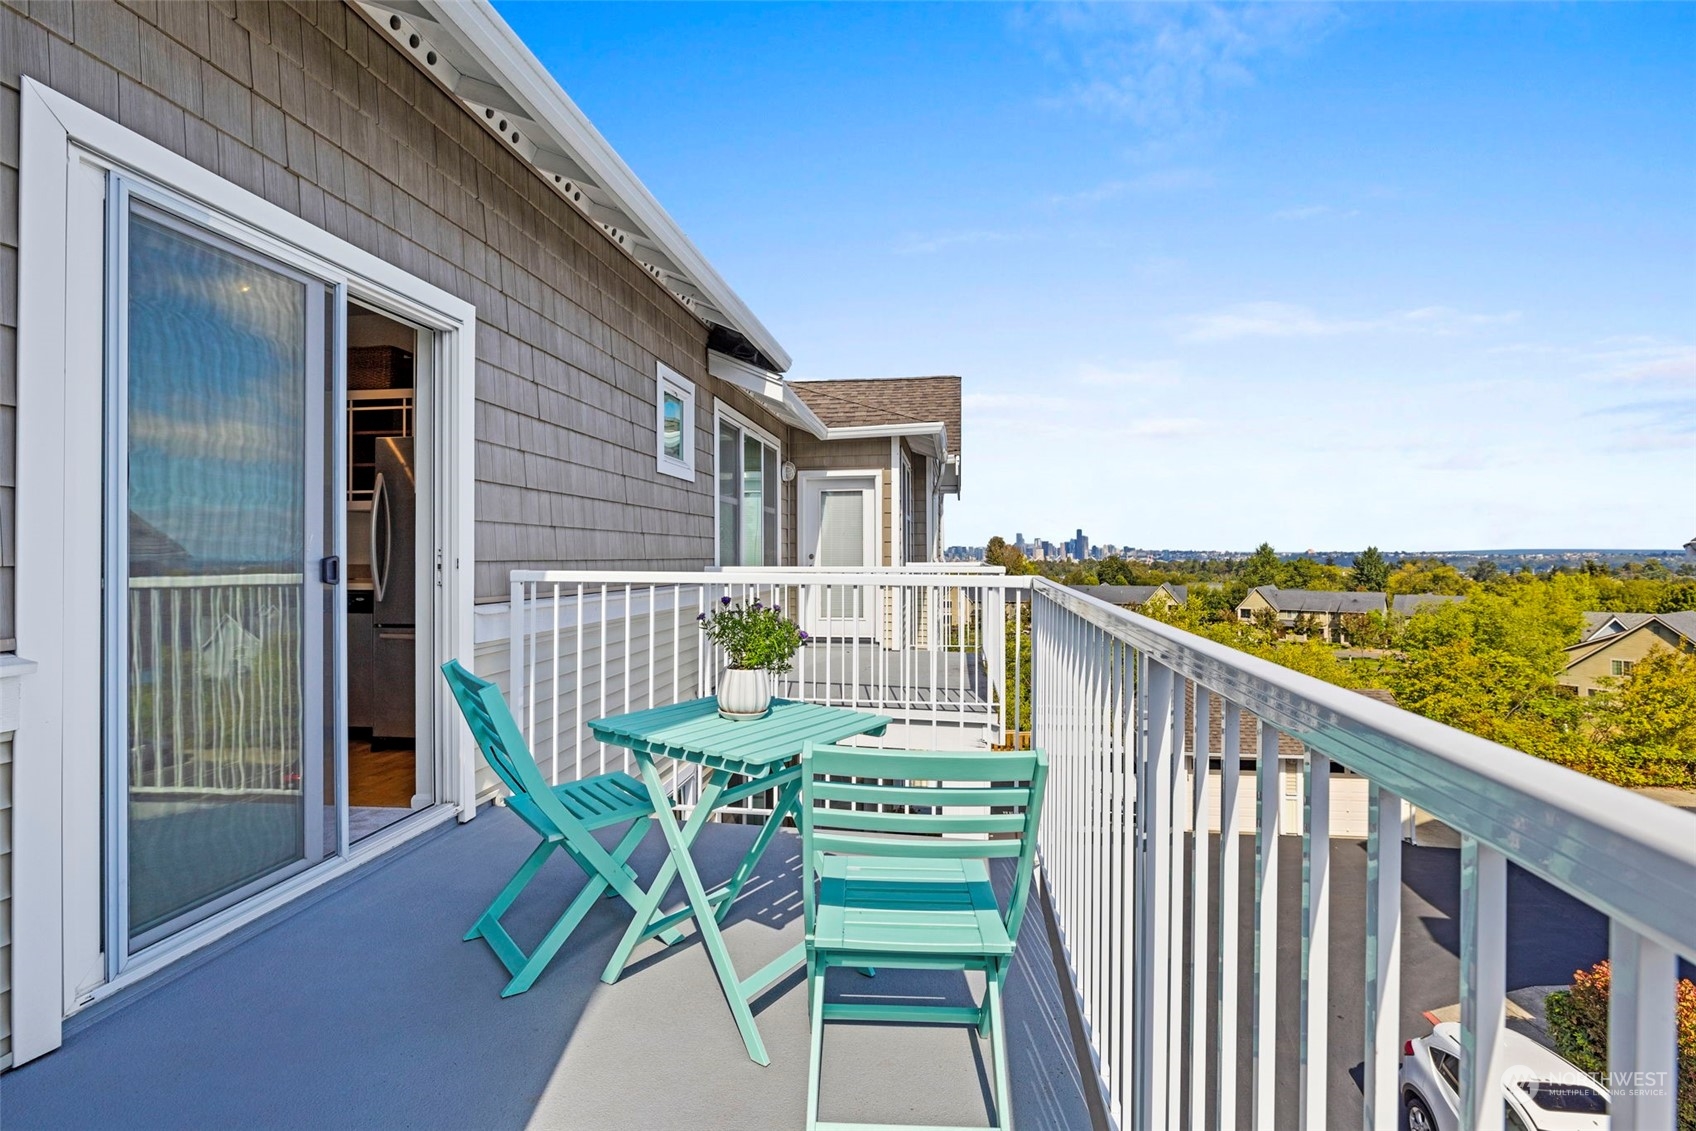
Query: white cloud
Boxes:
[
  {"xmin": 1076, "ymin": 360, "xmax": 1184, "ymax": 387},
  {"xmin": 1273, "ymin": 203, "xmax": 1360, "ymax": 221},
  {"xmin": 1047, "ymin": 168, "xmax": 1214, "ymax": 206},
  {"xmin": 893, "ymin": 229, "xmax": 1022, "ymax": 256},
  {"xmin": 1178, "ymin": 302, "xmax": 1520, "ymax": 342},
  {"xmin": 1018, "ymin": 2, "xmax": 1340, "ymax": 133}
]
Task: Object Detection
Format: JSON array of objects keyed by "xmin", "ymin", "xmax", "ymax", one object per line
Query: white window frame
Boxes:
[
  {"xmin": 712, "ymin": 400, "xmax": 783, "ymax": 567},
  {"xmin": 12, "ymin": 79, "xmax": 479, "ymax": 1064},
  {"xmin": 655, "ymin": 362, "xmax": 696, "ymax": 480}
]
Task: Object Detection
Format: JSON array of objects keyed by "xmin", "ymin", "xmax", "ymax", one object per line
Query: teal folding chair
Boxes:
[
  {"xmin": 799, "ymin": 743, "xmax": 1049, "ymax": 1131},
  {"xmin": 441, "ymin": 660, "xmax": 665, "ymax": 997}
]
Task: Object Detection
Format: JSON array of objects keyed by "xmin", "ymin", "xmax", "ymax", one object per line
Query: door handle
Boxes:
[
  {"xmin": 320, "ymin": 555, "xmax": 341, "ymax": 585},
  {"xmin": 371, "ymin": 472, "xmax": 390, "ymax": 603}
]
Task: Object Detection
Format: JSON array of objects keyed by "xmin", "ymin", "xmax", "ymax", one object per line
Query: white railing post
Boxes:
[
  {"xmin": 509, "ymin": 577, "xmax": 526, "ymax": 749},
  {"xmin": 1608, "ymin": 920, "xmax": 1679, "ymax": 1129},
  {"xmin": 1187, "ymin": 685, "xmax": 1212, "ymax": 1128},
  {"xmin": 1252, "ymin": 718, "xmax": 1281, "ymax": 1131},
  {"xmin": 1299, "ymin": 749, "xmax": 1331, "ymax": 1130},
  {"xmin": 1364, "ymin": 783, "xmax": 1402, "ymax": 1131},
  {"xmin": 1137, "ymin": 656, "xmax": 1176, "ymax": 1131},
  {"xmin": 1459, "ymin": 836, "xmax": 1507, "ymax": 1131},
  {"xmin": 1215, "ymin": 700, "xmax": 1242, "ymax": 1131}
]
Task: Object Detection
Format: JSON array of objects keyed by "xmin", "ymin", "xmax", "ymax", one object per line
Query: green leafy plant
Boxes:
[
  {"xmin": 1544, "ymin": 960, "xmax": 1696, "ymax": 1129},
  {"xmin": 699, "ymin": 596, "xmax": 806, "ymax": 673}
]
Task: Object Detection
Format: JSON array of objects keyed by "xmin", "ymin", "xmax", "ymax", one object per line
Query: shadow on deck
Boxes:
[{"xmin": 1, "ymin": 807, "xmax": 1092, "ymax": 1130}]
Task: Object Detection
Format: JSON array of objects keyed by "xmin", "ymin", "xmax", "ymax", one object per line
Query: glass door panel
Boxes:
[{"xmin": 118, "ymin": 200, "xmax": 329, "ymax": 951}]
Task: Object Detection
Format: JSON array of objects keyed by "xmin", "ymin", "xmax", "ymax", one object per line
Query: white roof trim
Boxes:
[
  {"xmin": 825, "ymin": 421, "xmax": 948, "ymax": 452},
  {"xmin": 354, "ymin": 0, "xmax": 791, "ymax": 372},
  {"xmin": 708, "ymin": 351, "xmax": 828, "ymax": 439}
]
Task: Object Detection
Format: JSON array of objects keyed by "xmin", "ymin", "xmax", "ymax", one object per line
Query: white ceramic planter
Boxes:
[{"xmin": 716, "ymin": 667, "xmax": 773, "ymax": 720}]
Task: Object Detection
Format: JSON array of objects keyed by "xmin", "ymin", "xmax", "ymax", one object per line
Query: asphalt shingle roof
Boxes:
[
  {"xmin": 790, "ymin": 376, "xmax": 962, "ymax": 459},
  {"xmin": 1253, "ymin": 586, "xmax": 1387, "ymax": 615}
]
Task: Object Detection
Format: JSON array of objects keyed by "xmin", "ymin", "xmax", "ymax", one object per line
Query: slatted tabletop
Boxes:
[{"xmin": 588, "ymin": 697, "xmax": 891, "ymax": 776}]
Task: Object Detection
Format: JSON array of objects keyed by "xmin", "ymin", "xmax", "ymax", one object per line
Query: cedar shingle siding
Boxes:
[
  {"xmin": 0, "ymin": 0, "xmax": 790, "ymax": 1059},
  {"xmin": 0, "ymin": 0, "xmax": 757, "ymax": 610}
]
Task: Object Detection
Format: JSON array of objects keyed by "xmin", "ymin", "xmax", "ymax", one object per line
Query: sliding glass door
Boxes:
[{"xmin": 108, "ymin": 185, "xmax": 337, "ymax": 958}]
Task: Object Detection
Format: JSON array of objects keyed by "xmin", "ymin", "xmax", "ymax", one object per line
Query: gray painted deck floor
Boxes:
[{"xmin": 1, "ymin": 807, "xmax": 1092, "ymax": 1131}]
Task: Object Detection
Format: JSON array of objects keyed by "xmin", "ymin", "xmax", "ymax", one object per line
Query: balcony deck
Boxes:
[{"xmin": 2, "ymin": 806, "xmax": 1094, "ymax": 1131}]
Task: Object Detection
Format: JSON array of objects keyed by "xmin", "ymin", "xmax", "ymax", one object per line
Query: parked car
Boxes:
[{"xmin": 1401, "ymin": 1021, "xmax": 1610, "ymax": 1131}]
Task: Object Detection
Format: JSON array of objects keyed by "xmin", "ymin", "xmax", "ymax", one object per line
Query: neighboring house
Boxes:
[
  {"xmin": 1561, "ymin": 611, "xmax": 1696, "ymax": 696},
  {"xmin": 787, "ymin": 377, "xmax": 962, "ymax": 567},
  {"xmin": 0, "ymin": 0, "xmax": 959, "ymax": 1068},
  {"xmin": 1073, "ymin": 583, "xmax": 1188, "ymax": 612},
  {"xmin": 1235, "ymin": 586, "xmax": 1387, "ymax": 642},
  {"xmin": 1391, "ymin": 593, "xmax": 1464, "ymax": 616}
]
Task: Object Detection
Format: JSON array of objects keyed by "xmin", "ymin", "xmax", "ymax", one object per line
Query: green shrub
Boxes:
[{"xmin": 1544, "ymin": 960, "xmax": 1696, "ymax": 1129}]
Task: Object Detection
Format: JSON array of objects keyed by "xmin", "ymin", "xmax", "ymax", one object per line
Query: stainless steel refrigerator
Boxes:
[{"xmin": 370, "ymin": 436, "xmax": 416, "ymax": 739}]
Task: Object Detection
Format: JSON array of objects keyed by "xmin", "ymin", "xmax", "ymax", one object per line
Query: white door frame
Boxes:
[
  {"xmin": 797, "ymin": 470, "xmax": 881, "ymax": 639},
  {"xmin": 11, "ymin": 80, "xmax": 478, "ymax": 1064}
]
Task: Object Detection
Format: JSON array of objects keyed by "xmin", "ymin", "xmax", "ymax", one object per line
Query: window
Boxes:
[
  {"xmin": 1433, "ymin": 1050, "xmax": 1461, "ymax": 1094},
  {"xmin": 655, "ymin": 363, "xmax": 696, "ymax": 480},
  {"xmin": 715, "ymin": 403, "xmax": 780, "ymax": 566},
  {"xmin": 1611, "ymin": 659, "xmax": 1635, "ymax": 677}
]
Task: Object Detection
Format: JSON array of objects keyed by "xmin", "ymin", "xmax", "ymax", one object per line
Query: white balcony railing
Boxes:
[
  {"xmin": 127, "ymin": 574, "xmax": 305, "ymax": 796},
  {"xmin": 503, "ymin": 569, "xmax": 1696, "ymax": 1131}
]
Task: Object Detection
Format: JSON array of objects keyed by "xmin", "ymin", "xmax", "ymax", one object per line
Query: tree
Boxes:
[
  {"xmin": 1350, "ymin": 546, "xmax": 1390, "ymax": 592},
  {"xmin": 1589, "ymin": 646, "xmax": 1696, "ymax": 785},
  {"xmin": 984, "ymin": 536, "xmax": 1034, "ymax": 576},
  {"xmin": 1469, "ymin": 559, "xmax": 1500, "ymax": 583},
  {"xmin": 1242, "ymin": 542, "xmax": 1281, "ymax": 589},
  {"xmin": 1097, "ymin": 555, "xmax": 1132, "ymax": 586}
]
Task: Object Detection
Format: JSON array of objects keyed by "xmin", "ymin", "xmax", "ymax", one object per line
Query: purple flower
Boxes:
[
  {"xmin": 799, "ymin": 631, "xmax": 810, "ymax": 642},
  {"xmin": 697, "ymin": 612, "xmax": 706, "ymax": 622},
  {"xmin": 753, "ymin": 599, "xmax": 762, "ymax": 610},
  {"xmin": 721, "ymin": 595, "xmax": 732, "ymax": 606}
]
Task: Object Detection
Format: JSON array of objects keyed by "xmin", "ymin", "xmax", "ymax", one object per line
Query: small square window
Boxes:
[
  {"xmin": 1610, "ymin": 659, "xmax": 1634, "ymax": 677},
  {"xmin": 655, "ymin": 364, "xmax": 695, "ymax": 480}
]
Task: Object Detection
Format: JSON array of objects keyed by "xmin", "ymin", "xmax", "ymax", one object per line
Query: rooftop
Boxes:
[
  {"xmin": 790, "ymin": 376, "xmax": 963, "ymax": 461},
  {"xmin": 1250, "ymin": 585, "xmax": 1387, "ymax": 615}
]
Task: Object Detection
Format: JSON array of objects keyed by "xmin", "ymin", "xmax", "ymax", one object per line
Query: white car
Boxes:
[{"xmin": 1401, "ymin": 1021, "xmax": 1610, "ymax": 1131}]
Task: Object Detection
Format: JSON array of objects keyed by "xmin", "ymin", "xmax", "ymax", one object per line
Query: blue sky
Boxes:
[{"xmin": 495, "ymin": 2, "xmax": 1695, "ymax": 552}]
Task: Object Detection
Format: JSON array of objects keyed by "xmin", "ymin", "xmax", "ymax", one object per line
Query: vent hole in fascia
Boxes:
[
  {"xmin": 390, "ymin": 15, "xmax": 401, "ymax": 30},
  {"xmin": 426, "ymin": 51, "xmax": 437, "ymax": 65},
  {"xmin": 408, "ymin": 34, "xmax": 420, "ymax": 48},
  {"xmin": 485, "ymin": 108, "xmax": 494, "ymax": 119},
  {"xmin": 511, "ymin": 132, "xmax": 520, "ymax": 143},
  {"xmin": 498, "ymin": 119, "xmax": 507, "ymax": 131}
]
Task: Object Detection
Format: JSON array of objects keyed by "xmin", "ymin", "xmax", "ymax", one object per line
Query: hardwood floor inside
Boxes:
[{"xmin": 348, "ymin": 735, "xmax": 418, "ymax": 808}]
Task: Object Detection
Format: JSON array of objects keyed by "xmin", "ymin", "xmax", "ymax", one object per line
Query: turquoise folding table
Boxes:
[{"xmin": 589, "ymin": 697, "xmax": 890, "ymax": 1065}]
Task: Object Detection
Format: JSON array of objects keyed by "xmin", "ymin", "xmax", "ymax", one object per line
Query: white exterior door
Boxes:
[{"xmin": 800, "ymin": 474, "xmax": 878, "ymax": 639}]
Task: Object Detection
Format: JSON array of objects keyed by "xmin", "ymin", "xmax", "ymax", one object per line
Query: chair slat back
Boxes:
[
  {"xmin": 799, "ymin": 743, "xmax": 1049, "ymax": 942},
  {"xmin": 440, "ymin": 660, "xmax": 574, "ymax": 837}
]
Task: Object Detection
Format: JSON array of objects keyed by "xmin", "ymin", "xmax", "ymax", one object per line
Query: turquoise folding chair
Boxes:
[
  {"xmin": 799, "ymin": 743, "xmax": 1049, "ymax": 1131},
  {"xmin": 441, "ymin": 660, "xmax": 666, "ymax": 997}
]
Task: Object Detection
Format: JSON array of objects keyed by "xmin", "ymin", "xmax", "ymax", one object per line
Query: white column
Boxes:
[
  {"xmin": 1364, "ymin": 784, "xmax": 1402, "ymax": 1131},
  {"xmin": 1299, "ymin": 750, "xmax": 1330, "ymax": 1130},
  {"xmin": 1608, "ymin": 920, "xmax": 1679, "ymax": 1129},
  {"xmin": 1251, "ymin": 719, "xmax": 1281, "ymax": 1131},
  {"xmin": 1215, "ymin": 701, "xmax": 1243, "ymax": 1131},
  {"xmin": 1459, "ymin": 836, "xmax": 1507, "ymax": 1131}
]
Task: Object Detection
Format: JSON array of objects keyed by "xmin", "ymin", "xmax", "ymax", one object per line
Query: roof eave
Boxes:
[
  {"xmin": 361, "ymin": 0, "xmax": 791, "ymax": 372},
  {"xmin": 708, "ymin": 351, "xmax": 828, "ymax": 439}
]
